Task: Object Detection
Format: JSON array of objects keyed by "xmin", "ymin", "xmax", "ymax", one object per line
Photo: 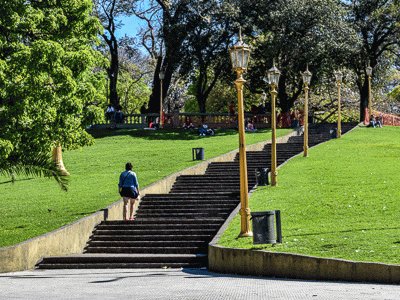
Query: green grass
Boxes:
[
  {"xmin": 219, "ymin": 126, "xmax": 400, "ymax": 264},
  {"xmin": 0, "ymin": 128, "xmax": 291, "ymax": 247}
]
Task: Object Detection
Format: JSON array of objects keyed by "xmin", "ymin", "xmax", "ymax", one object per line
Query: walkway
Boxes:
[{"xmin": 1, "ymin": 268, "xmax": 399, "ymax": 299}]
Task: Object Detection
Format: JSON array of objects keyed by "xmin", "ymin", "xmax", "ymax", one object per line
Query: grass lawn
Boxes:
[
  {"xmin": 218, "ymin": 126, "xmax": 400, "ymax": 264},
  {"xmin": 0, "ymin": 128, "xmax": 291, "ymax": 247}
]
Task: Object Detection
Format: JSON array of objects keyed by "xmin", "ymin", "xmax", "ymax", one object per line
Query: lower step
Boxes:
[
  {"xmin": 36, "ymin": 254, "xmax": 207, "ymax": 269},
  {"xmin": 37, "ymin": 262, "xmax": 205, "ymax": 269}
]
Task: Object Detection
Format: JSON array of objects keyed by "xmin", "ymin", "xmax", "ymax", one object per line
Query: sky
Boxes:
[{"xmin": 115, "ymin": 15, "xmax": 144, "ymax": 38}]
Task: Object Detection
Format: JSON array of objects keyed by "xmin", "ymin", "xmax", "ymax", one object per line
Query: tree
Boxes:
[
  {"xmin": 94, "ymin": 0, "xmax": 125, "ymax": 108},
  {"xmin": 345, "ymin": 0, "xmax": 400, "ymax": 121},
  {"xmin": 243, "ymin": 0, "xmax": 358, "ymax": 113},
  {"xmin": 0, "ymin": 0, "xmax": 102, "ymax": 189},
  {"xmin": 179, "ymin": 1, "xmax": 238, "ymax": 113},
  {"xmin": 131, "ymin": 0, "xmax": 235, "ymax": 113}
]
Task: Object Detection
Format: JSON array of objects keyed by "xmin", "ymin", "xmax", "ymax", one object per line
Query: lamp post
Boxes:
[
  {"xmin": 229, "ymin": 29, "xmax": 252, "ymax": 237},
  {"xmin": 301, "ymin": 65, "xmax": 312, "ymax": 157},
  {"xmin": 334, "ymin": 70, "xmax": 343, "ymax": 138},
  {"xmin": 267, "ymin": 63, "xmax": 281, "ymax": 187},
  {"xmin": 366, "ymin": 64, "xmax": 373, "ymax": 116},
  {"xmin": 159, "ymin": 70, "xmax": 165, "ymax": 128}
]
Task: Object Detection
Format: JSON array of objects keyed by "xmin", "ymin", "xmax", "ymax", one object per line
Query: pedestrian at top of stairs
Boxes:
[{"xmin": 118, "ymin": 162, "xmax": 140, "ymax": 221}]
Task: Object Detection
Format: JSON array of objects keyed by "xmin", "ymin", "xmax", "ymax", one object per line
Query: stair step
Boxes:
[
  {"xmin": 135, "ymin": 213, "xmax": 229, "ymax": 218},
  {"xmin": 90, "ymin": 234, "xmax": 212, "ymax": 241},
  {"xmin": 96, "ymin": 223, "xmax": 222, "ymax": 230},
  {"xmin": 103, "ymin": 218, "xmax": 225, "ymax": 225},
  {"xmin": 86, "ymin": 241, "xmax": 206, "ymax": 248},
  {"xmin": 139, "ymin": 200, "xmax": 239, "ymax": 205},
  {"xmin": 94, "ymin": 228, "xmax": 218, "ymax": 235},
  {"xmin": 84, "ymin": 246, "xmax": 204, "ymax": 254},
  {"xmin": 135, "ymin": 208, "xmax": 232, "ymax": 213},
  {"xmin": 38, "ymin": 262, "xmax": 204, "ymax": 269},
  {"xmin": 36, "ymin": 253, "xmax": 207, "ymax": 269},
  {"xmin": 138, "ymin": 205, "xmax": 237, "ymax": 211},
  {"xmin": 144, "ymin": 193, "xmax": 236, "ymax": 198}
]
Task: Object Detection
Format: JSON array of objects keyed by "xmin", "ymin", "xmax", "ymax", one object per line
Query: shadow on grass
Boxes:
[
  {"xmin": 0, "ymin": 178, "xmax": 34, "ymax": 185},
  {"xmin": 88, "ymin": 128, "xmax": 272, "ymax": 141},
  {"xmin": 285, "ymin": 226, "xmax": 400, "ymax": 237}
]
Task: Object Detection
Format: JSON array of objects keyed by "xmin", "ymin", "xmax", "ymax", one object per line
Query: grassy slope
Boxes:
[
  {"xmin": 218, "ymin": 126, "xmax": 400, "ymax": 264},
  {"xmin": 0, "ymin": 128, "xmax": 291, "ymax": 247}
]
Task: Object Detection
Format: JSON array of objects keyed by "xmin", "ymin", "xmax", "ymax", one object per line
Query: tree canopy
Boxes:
[{"xmin": 0, "ymin": 0, "xmax": 102, "ymax": 188}]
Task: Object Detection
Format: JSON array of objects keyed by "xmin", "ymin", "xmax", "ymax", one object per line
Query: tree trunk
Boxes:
[
  {"xmin": 196, "ymin": 71, "xmax": 206, "ymax": 113},
  {"xmin": 197, "ymin": 95, "xmax": 206, "ymax": 113},
  {"xmin": 147, "ymin": 57, "xmax": 163, "ymax": 113},
  {"xmin": 358, "ymin": 76, "xmax": 369, "ymax": 122},
  {"xmin": 107, "ymin": 39, "xmax": 119, "ymax": 108},
  {"xmin": 52, "ymin": 145, "xmax": 69, "ymax": 176},
  {"xmin": 277, "ymin": 74, "xmax": 291, "ymax": 113}
]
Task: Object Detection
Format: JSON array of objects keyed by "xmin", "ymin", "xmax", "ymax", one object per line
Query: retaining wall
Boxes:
[{"xmin": 208, "ymin": 245, "xmax": 400, "ymax": 284}]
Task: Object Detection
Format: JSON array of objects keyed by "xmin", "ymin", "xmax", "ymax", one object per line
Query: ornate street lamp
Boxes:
[
  {"xmin": 229, "ymin": 28, "xmax": 252, "ymax": 237},
  {"xmin": 334, "ymin": 70, "xmax": 343, "ymax": 138},
  {"xmin": 159, "ymin": 69, "xmax": 165, "ymax": 128},
  {"xmin": 301, "ymin": 65, "xmax": 312, "ymax": 157},
  {"xmin": 267, "ymin": 63, "xmax": 281, "ymax": 186},
  {"xmin": 366, "ymin": 64, "xmax": 373, "ymax": 115}
]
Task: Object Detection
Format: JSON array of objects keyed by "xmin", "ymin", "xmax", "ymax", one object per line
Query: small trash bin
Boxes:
[
  {"xmin": 192, "ymin": 147, "xmax": 204, "ymax": 160},
  {"xmin": 251, "ymin": 210, "xmax": 282, "ymax": 244},
  {"xmin": 255, "ymin": 168, "xmax": 269, "ymax": 186}
]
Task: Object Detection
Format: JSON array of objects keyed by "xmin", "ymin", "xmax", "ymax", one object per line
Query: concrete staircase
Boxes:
[{"xmin": 37, "ymin": 123, "xmax": 356, "ymax": 269}]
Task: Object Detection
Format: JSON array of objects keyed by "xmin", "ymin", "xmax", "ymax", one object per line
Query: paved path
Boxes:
[{"xmin": 0, "ymin": 268, "xmax": 399, "ymax": 300}]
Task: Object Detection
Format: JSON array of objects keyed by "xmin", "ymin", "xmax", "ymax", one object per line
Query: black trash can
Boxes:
[
  {"xmin": 251, "ymin": 210, "xmax": 282, "ymax": 244},
  {"xmin": 255, "ymin": 168, "xmax": 269, "ymax": 186},
  {"xmin": 192, "ymin": 147, "xmax": 205, "ymax": 160}
]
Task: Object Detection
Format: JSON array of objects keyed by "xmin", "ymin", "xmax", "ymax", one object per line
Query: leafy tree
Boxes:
[
  {"xmin": 94, "ymin": 0, "xmax": 126, "ymax": 108},
  {"xmin": 116, "ymin": 43, "xmax": 153, "ymax": 113},
  {"xmin": 179, "ymin": 1, "xmax": 238, "ymax": 113},
  {"xmin": 345, "ymin": 0, "xmax": 400, "ymax": 120},
  {"xmin": 130, "ymin": 0, "xmax": 237, "ymax": 113},
  {"xmin": 0, "ymin": 0, "xmax": 102, "ymax": 189},
  {"xmin": 118, "ymin": 68, "xmax": 151, "ymax": 114},
  {"xmin": 243, "ymin": 0, "xmax": 358, "ymax": 113}
]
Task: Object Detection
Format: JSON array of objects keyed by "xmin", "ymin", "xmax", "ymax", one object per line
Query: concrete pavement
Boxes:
[{"xmin": 0, "ymin": 268, "xmax": 399, "ymax": 299}]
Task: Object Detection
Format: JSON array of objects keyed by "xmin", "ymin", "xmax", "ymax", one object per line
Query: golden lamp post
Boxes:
[
  {"xmin": 267, "ymin": 63, "xmax": 281, "ymax": 187},
  {"xmin": 229, "ymin": 29, "xmax": 252, "ymax": 237},
  {"xmin": 366, "ymin": 64, "xmax": 373, "ymax": 116},
  {"xmin": 301, "ymin": 65, "xmax": 312, "ymax": 157},
  {"xmin": 334, "ymin": 70, "xmax": 343, "ymax": 138},
  {"xmin": 159, "ymin": 69, "xmax": 165, "ymax": 128}
]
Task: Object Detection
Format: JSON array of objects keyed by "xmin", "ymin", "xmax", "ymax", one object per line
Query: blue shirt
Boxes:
[{"xmin": 118, "ymin": 170, "xmax": 139, "ymax": 189}]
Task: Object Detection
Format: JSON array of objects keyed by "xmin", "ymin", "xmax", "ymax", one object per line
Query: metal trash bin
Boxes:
[
  {"xmin": 192, "ymin": 147, "xmax": 204, "ymax": 160},
  {"xmin": 255, "ymin": 167, "xmax": 269, "ymax": 186},
  {"xmin": 251, "ymin": 210, "xmax": 282, "ymax": 244}
]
